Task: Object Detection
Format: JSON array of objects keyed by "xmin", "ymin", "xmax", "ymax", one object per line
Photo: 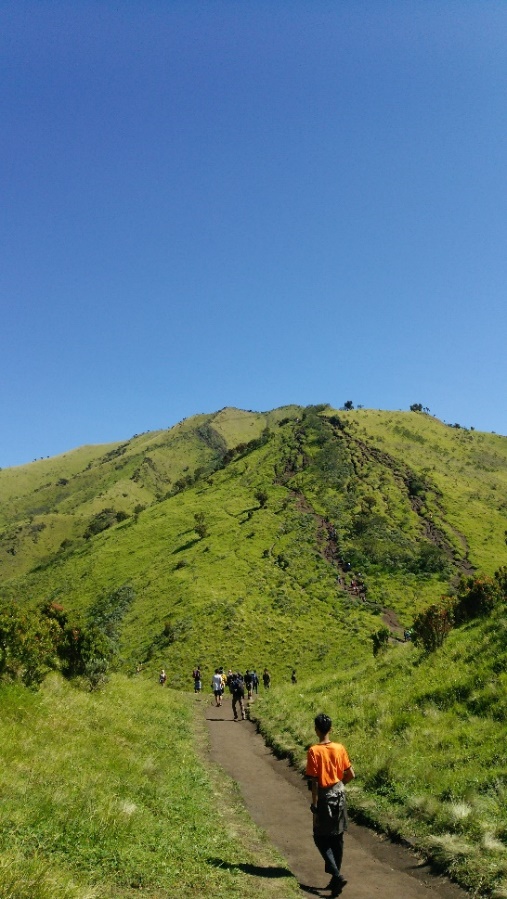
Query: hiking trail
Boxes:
[{"xmin": 204, "ymin": 698, "xmax": 469, "ymax": 899}]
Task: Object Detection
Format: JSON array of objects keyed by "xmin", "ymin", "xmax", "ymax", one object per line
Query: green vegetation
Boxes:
[
  {"xmin": 1, "ymin": 403, "xmax": 507, "ymax": 895},
  {"xmin": 252, "ymin": 582, "xmax": 507, "ymax": 896},
  {"xmin": 0, "ymin": 674, "xmax": 300, "ymax": 899}
]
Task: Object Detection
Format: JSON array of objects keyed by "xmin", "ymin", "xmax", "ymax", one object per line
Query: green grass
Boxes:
[
  {"xmin": 251, "ymin": 603, "xmax": 507, "ymax": 896},
  {"xmin": 0, "ymin": 674, "xmax": 300, "ymax": 899}
]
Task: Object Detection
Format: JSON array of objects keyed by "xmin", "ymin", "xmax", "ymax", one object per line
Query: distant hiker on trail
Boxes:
[
  {"xmin": 306, "ymin": 713, "xmax": 355, "ymax": 897},
  {"xmin": 244, "ymin": 669, "xmax": 253, "ymax": 700},
  {"xmin": 159, "ymin": 669, "xmax": 167, "ymax": 685},
  {"xmin": 262, "ymin": 668, "xmax": 271, "ymax": 689},
  {"xmin": 251, "ymin": 670, "xmax": 259, "ymax": 694},
  {"xmin": 291, "ymin": 669, "xmax": 297, "ymax": 684},
  {"xmin": 192, "ymin": 666, "xmax": 202, "ymax": 693},
  {"xmin": 211, "ymin": 668, "xmax": 224, "ymax": 706},
  {"xmin": 229, "ymin": 671, "xmax": 246, "ymax": 720}
]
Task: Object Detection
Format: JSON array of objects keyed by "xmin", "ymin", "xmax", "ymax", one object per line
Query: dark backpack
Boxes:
[{"xmin": 229, "ymin": 674, "xmax": 244, "ymax": 694}]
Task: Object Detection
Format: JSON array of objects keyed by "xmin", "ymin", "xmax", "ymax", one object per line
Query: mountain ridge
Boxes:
[{"xmin": 1, "ymin": 403, "xmax": 506, "ymax": 681}]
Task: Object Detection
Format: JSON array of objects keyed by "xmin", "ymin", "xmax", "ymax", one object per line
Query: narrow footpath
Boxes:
[{"xmin": 205, "ymin": 700, "xmax": 469, "ymax": 899}]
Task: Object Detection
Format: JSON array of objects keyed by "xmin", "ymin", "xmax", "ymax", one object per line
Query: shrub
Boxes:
[
  {"xmin": 454, "ymin": 576, "xmax": 500, "ymax": 624},
  {"xmin": 84, "ymin": 508, "xmax": 119, "ymax": 539},
  {"xmin": 194, "ymin": 512, "xmax": 208, "ymax": 539},
  {"xmin": 494, "ymin": 566, "xmax": 507, "ymax": 599},
  {"xmin": 254, "ymin": 489, "xmax": 268, "ymax": 508},
  {"xmin": 412, "ymin": 541, "xmax": 449, "ymax": 575},
  {"xmin": 371, "ymin": 626, "xmax": 390, "ymax": 656},
  {"xmin": 0, "ymin": 601, "xmax": 61, "ymax": 686},
  {"xmin": 412, "ymin": 599, "xmax": 455, "ymax": 652}
]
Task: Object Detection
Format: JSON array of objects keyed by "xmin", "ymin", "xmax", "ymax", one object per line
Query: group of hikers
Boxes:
[
  {"xmin": 158, "ymin": 665, "xmax": 353, "ymax": 895},
  {"xmin": 196, "ymin": 665, "xmax": 271, "ymax": 718},
  {"xmin": 159, "ymin": 665, "xmax": 300, "ymax": 698},
  {"xmin": 158, "ymin": 665, "xmax": 272, "ymax": 721}
]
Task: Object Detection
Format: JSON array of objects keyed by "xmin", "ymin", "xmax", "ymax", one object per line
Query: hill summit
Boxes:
[{"xmin": 1, "ymin": 403, "xmax": 506, "ymax": 680}]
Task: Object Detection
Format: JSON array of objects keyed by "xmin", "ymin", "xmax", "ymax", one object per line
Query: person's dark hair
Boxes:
[{"xmin": 314, "ymin": 713, "xmax": 332, "ymax": 734}]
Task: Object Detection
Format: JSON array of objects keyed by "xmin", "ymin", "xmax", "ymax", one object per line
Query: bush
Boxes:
[
  {"xmin": 371, "ymin": 626, "xmax": 390, "ymax": 656},
  {"xmin": 411, "ymin": 541, "xmax": 449, "ymax": 575},
  {"xmin": 84, "ymin": 508, "xmax": 119, "ymax": 539},
  {"xmin": 0, "ymin": 601, "xmax": 61, "ymax": 686},
  {"xmin": 194, "ymin": 512, "xmax": 208, "ymax": 539},
  {"xmin": 254, "ymin": 489, "xmax": 268, "ymax": 508},
  {"xmin": 412, "ymin": 599, "xmax": 455, "ymax": 652},
  {"xmin": 494, "ymin": 566, "xmax": 507, "ymax": 598},
  {"xmin": 454, "ymin": 576, "xmax": 500, "ymax": 624}
]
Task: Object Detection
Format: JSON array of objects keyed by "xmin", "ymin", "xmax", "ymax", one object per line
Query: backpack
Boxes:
[{"xmin": 229, "ymin": 674, "xmax": 244, "ymax": 694}]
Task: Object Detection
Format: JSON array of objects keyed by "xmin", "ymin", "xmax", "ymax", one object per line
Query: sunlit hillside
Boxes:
[{"xmin": 1, "ymin": 404, "xmax": 506, "ymax": 684}]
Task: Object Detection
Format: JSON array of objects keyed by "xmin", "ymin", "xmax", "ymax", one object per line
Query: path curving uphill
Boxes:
[{"xmin": 205, "ymin": 700, "xmax": 469, "ymax": 899}]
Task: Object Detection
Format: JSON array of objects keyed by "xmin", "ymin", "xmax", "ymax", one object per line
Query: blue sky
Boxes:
[{"xmin": 2, "ymin": 1, "xmax": 507, "ymax": 468}]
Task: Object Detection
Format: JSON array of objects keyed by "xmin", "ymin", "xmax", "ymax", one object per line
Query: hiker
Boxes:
[
  {"xmin": 211, "ymin": 668, "xmax": 224, "ymax": 706},
  {"xmin": 229, "ymin": 671, "xmax": 246, "ymax": 720},
  {"xmin": 159, "ymin": 669, "xmax": 167, "ymax": 686},
  {"xmin": 262, "ymin": 668, "xmax": 271, "ymax": 689},
  {"xmin": 291, "ymin": 669, "xmax": 297, "ymax": 685},
  {"xmin": 244, "ymin": 669, "xmax": 253, "ymax": 699},
  {"xmin": 306, "ymin": 713, "xmax": 355, "ymax": 897},
  {"xmin": 192, "ymin": 665, "xmax": 202, "ymax": 693},
  {"xmin": 251, "ymin": 670, "xmax": 259, "ymax": 694}
]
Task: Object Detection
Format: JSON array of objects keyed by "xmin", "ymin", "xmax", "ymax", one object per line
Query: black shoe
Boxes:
[{"xmin": 328, "ymin": 875, "xmax": 347, "ymax": 896}]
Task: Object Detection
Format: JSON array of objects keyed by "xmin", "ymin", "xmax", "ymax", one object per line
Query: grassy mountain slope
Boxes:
[
  {"xmin": 1, "ymin": 405, "xmax": 506, "ymax": 684},
  {"xmin": 0, "ymin": 406, "xmax": 297, "ymax": 580},
  {"xmin": 351, "ymin": 409, "xmax": 507, "ymax": 573}
]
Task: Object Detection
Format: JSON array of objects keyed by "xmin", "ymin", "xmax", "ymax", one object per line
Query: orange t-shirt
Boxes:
[{"xmin": 305, "ymin": 741, "xmax": 351, "ymax": 788}]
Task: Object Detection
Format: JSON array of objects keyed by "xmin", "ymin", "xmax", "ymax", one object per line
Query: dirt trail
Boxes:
[{"xmin": 205, "ymin": 699, "xmax": 469, "ymax": 899}]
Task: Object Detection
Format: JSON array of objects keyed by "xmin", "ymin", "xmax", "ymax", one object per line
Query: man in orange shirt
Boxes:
[{"xmin": 306, "ymin": 713, "xmax": 355, "ymax": 896}]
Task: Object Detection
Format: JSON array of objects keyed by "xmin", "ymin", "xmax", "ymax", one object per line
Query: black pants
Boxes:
[
  {"xmin": 313, "ymin": 831, "xmax": 344, "ymax": 878},
  {"xmin": 232, "ymin": 691, "xmax": 245, "ymax": 719}
]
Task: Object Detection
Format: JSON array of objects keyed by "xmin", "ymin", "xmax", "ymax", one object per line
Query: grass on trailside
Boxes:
[
  {"xmin": 251, "ymin": 603, "xmax": 507, "ymax": 898},
  {"xmin": 0, "ymin": 674, "xmax": 300, "ymax": 899}
]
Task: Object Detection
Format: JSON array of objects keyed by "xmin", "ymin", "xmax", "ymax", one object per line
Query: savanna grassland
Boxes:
[
  {"xmin": 0, "ymin": 674, "xmax": 300, "ymax": 899},
  {"xmin": 1, "ymin": 404, "xmax": 507, "ymax": 896}
]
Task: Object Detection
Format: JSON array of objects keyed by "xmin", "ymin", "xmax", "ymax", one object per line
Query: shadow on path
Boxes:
[
  {"xmin": 207, "ymin": 857, "xmax": 293, "ymax": 878},
  {"xmin": 208, "ymin": 856, "xmax": 324, "ymax": 897}
]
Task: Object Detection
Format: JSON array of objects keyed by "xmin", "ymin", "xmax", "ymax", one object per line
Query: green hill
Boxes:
[
  {"xmin": 1, "ymin": 404, "xmax": 506, "ymax": 681},
  {"xmin": 1, "ymin": 403, "xmax": 507, "ymax": 896}
]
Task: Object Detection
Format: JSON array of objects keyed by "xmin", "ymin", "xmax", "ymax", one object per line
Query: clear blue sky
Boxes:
[{"xmin": 2, "ymin": 1, "xmax": 507, "ymax": 468}]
